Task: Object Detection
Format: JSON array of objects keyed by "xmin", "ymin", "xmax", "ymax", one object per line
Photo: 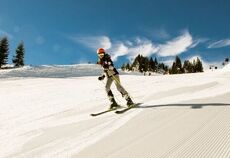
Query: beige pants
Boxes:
[{"xmin": 105, "ymin": 75, "xmax": 128, "ymax": 100}]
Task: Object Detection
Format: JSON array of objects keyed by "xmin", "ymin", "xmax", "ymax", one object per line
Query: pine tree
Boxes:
[
  {"xmin": 13, "ymin": 42, "xmax": 25, "ymax": 67},
  {"xmin": 125, "ymin": 63, "xmax": 131, "ymax": 71},
  {"xmin": 158, "ymin": 63, "xmax": 168, "ymax": 72},
  {"xmin": 195, "ymin": 57, "xmax": 203, "ymax": 72},
  {"xmin": 121, "ymin": 63, "xmax": 126, "ymax": 71},
  {"xmin": 132, "ymin": 54, "xmax": 141, "ymax": 71},
  {"xmin": 139, "ymin": 55, "xmax": 144, "ymax": 72},
  {"xmin": 170, "ymin": 56, "xmax": 183, "ymax": 74},
  {"xmin": 183, "ymin": 60, "xmax": 194, "ymax": 73},
  {"xmin": 171, "ymin": 62, "xmax": 177, "ymax": 74},
  {"xmin": 149, "ymin": 57, "xmax": 156, "ymax": 72},
  {"xmin": 142, "ymin": 57, "xmax": 149, "ymax": 72},
  {"xmin": 154, "ymin": 57, "xmax": 158, "ymax": 72},
  {"xmin": 175, "ymin": 56, "xmax": 183, "ymax": 73},
  {"xmin": 0, "ymin": 37, "xmax": 9, "ymax": 68}
]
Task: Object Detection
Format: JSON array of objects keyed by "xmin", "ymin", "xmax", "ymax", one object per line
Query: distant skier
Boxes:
[{"xmin": 97, "ymin": 48, "xmax": 134, "ymax": 110}]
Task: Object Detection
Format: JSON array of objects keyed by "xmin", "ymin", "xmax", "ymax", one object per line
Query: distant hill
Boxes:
[
  {"xmin": 0, "ymin": 64, "xmax": 143, "ymax": 78},
  {"xmin": 0, "ymin": 64, "xmax": 103, "ymax": 78}
]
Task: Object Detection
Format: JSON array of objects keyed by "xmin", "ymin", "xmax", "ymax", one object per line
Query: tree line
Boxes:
[
  {"xmin": 170, "ymin": 56, "xmax": 203, "ymax": 74},
  {"xmin": 121, "ymin": 54, "xmax": 203, "ymax": 74},
  {"xmin": 0, "ymin": 36, "xmax": 25, "ymax": 69},
  {"xmin": 121, "ymin": 55, "xmax": 169, "ymax": 73}
]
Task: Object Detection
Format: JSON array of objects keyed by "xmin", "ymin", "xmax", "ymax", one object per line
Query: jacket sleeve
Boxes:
[{"xmin": 103, "ymin": 55, "xmax": 114, "ymax": 70}]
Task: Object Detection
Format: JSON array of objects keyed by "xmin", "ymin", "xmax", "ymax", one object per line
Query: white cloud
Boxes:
[
  {"xmin": 72, "ymin": 30, "xmax": 201, "ymax": 61},
  {"xmin": 126, "ymin": 40, "xmax": 159, "ymax": 61},
  {"xmin": 71, "ymin": 35, "xmax": 111, "ymax": 50},
  {"xmin": 72, "ymin": 35, "xmax": 159, "ymax": 61},
  {"xmin": 162, "ymin": 59, "xmax": 175, "ymax": 66},
  {"xmin": 190, "ymin": 38, "xmax": 209, "ymax": 48},
  {"xmin": 207, "ymin": 39, "xmax": 230, "ymax": 48},
  {"xmin": 109, "ymin": 42, "xmax": 129, "ymax": 61},
  {"xmin": 108, "ymin": 37, "xmax": 159, "ymax": 61},
  {"xmin": 124, "ymin": 40, "xmax": 133, "ymax": 46},
  {"xmin": 109, "ymin": 37, "xmax": 158, "ymax": 61},
  {"xmin": 157, "ymin": 31, "xmax": 193, "ymax": 57}
]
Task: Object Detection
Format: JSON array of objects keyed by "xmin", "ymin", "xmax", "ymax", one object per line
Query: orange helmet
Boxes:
[{"xmin": 97, "ymin": 48, "xmax": 105, "ymax": 54}]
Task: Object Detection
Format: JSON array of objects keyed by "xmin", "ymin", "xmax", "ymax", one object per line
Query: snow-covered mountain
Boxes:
[
  {"xmin": 0, "ymin": 64, "xmax": 230, "ymax": 158},
  {"xmin": 222, "ymin": 63, "xmax": 230, "ymax": 71},
  {"xmin": 0, "ymin": 64, "xmax": 103, "ymax": 78},
  {"xmin": 0, "ymin": 64, "xmax": 144, "ymax": 79}
]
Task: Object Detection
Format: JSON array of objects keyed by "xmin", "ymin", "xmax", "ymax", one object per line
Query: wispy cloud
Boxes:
[
  {"xmin": 108, "ymin": 42, "xmax": 129, "ymax": 61},
  {"xmin": 207, "ymin": 39, "xmax": 230, "ymax": 49},
  {"xmin": 157, "ymin": 31, "xmax": 193, "ymax": 57},
  {"xmin": 71, "ymin": 35, "xmax": 111, "ymax": 50},
  {"xmin": 162, "ymin": 59, "xmax": 175, "ymax": 66},
  {"xmin": 72, "ymin": 30, "xmax": 201, "ymax": 61},
  {"xmin": 125, "ymin": 39, "xmax": 159, "ymax": 60},
  {"xmin": 110, "ymin": 37, "xmax": 159, "ymax": 61},
  {"xmin": 190, "ymin": 38, "xmax": 209, "ymax": 48}
]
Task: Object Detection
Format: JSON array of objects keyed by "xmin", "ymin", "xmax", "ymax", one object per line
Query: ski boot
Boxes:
[
  {"xmin": 109, "ymin": 98, "xmax": 120, "ymax": 110},
  {"xmin": 126, "ymin": 97, "xmax": 134, "ymax": 107}
]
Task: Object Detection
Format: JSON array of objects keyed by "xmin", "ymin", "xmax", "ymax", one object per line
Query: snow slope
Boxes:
[{"xmin": 0, "ymin": 64, "xmax": 230, "ymax": 158}]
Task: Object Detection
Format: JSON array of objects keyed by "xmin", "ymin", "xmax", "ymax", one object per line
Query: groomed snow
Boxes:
[{"xmin": 0, "ymin": 64, "xmax": 230, "ymax": 158}]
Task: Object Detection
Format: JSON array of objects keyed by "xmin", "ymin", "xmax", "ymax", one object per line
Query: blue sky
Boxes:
[{"xmin": 0, "ymin": 0, "xmax": 230, "ymax": 68}]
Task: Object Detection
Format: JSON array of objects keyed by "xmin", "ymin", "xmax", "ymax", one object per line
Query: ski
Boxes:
[
  {"xmin": 115, "ymin": 103, "xmax": 141, "ymax": 114},
  {"xmin": 90, "ymin": 106, "xmax": 123, "ymax": 117},
  {"xmin": 91, "ymin": 109, "xmax": 116, "ymax": 116}
]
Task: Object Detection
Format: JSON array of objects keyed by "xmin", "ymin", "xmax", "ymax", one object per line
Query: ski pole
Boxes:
[
  {"xmin": 107, "ymin": 70, "xmax": 122, "ymax": 86},
  {"xmin": 100, "ymin": 72, "xmax": 122, "ymax": 103}
]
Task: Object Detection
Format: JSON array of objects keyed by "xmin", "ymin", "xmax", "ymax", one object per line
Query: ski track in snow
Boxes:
[{"xmin": 0, "ymin": 64, "xmax": 230, "ymax": 158}]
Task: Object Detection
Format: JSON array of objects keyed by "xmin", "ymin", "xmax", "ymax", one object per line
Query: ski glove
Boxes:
[
  {"xmin": 98, "ymin": 75, "xmax": 105, "ymax": 81},
  {"xmin": 104, "ymin": 65, "xmax": 114, "ymax": 71}
]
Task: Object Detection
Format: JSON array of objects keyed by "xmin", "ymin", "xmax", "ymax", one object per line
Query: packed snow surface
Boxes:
[{"xmin": 0, "ymin": 64, "xmax": 230, "ymax": 158}]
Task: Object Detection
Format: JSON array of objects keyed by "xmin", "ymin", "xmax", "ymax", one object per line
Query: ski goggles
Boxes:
[{"xmin": 97, "ymin": 53, "xmax": 105, "ymax": 58}]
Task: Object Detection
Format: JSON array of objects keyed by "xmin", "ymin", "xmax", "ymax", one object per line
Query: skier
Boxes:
[{"xmin": 97, "ymin": 48, "xmax": 134, "ymax": 110}]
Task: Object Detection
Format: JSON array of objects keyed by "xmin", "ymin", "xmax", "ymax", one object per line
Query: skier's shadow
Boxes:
[{"xmin": 138, "ymin": 103, "xmax": 230, "ymax": 109}]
